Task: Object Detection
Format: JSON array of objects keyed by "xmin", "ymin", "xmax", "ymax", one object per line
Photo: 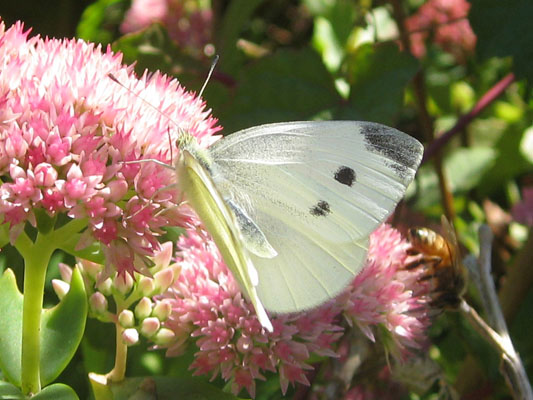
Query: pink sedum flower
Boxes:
[
  {"xmin": 405, "ymin": 0, "xmax": 476, "ymax": 62},
  {"xmin": 0, "ymin": 19, "xmax": 220, "ymax": 275},
  {"xmin": 156, "ymin": 224, "xmax": 431, "ymax": 397},
  {"xmin": 343, "ymin": 224, "xmax": 430, "ymax": 356}
]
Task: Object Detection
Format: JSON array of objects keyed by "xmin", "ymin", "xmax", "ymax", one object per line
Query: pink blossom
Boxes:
[
  {"xmin": 405, "ymin": 0, "xmax": 476, "ymax": 62},
  {"xmin": 0, "ymin": 19, "xmax": 220, "ymax": 275},
  {"xmin": 156, "ymin": 224, "xmax": 431, "ymax": 397}
]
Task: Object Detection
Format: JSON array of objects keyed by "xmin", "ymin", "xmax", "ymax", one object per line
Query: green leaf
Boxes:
[
  {"xmin": 308, "ymin": 0, "xmax": 357, "ymax": 72},
  {"xmin": 59, "ymin": 234, "xmax": 105, "ymax": 264},
  {"xmin": 76, "ymin": 0, "xmax": 129, "ymax": 45},
  {"xmin": 113, "ymin": 24, "xmax": 181, "ymax": 74},
  {"xmin": 112, "ymin": 24, "xmax": 212, "ymax": 94},
  {"xmin": 216, "ymin": 0, "xmax": 265, "ymax": 75},
  {"xmin": 0, "ymin": 223, "xmax": 9, "ymax": 249},
  {"xmin": 342, "ymin": 43, "xmax": 419, "ymax": 123},
  {"xmin": 218, "ymin": 48, "xmax": 341, "ymax": 132},
  {"xmin": 34, "ymin": 209, "xmax": 56, "ymax": 235},
  {"xmin": 0, "ymin": 379, "xmax": 24, "ymax": 399},
  {"xmin": 0, "ymin": 269, "xmax": 24, "ymax": 386},
  {"xmin": 0, "ymin": 267, "xmax": 87, "ymax": 388},
  {"xmin": 40, "ymin": 268, "xmax": 87, "ymax": 386},
  {"xmin": 110, "ymin": 377, "xmax": 241, "ymax": 400},
  {"xmin": 415, "ymin": 147, "xmax": 497, "ymax": 210},
  {"xmin": 32, "ymin": 384, "xmax": 79, "ymax": 400},
  {"xmin": 477, "ymin": 124, "xmax": 532, "ymax": 197},
  {"xmin": 446, "ymin": 148, "xmax": 497, "ymax": 192},
  {"xmin": 470, "ymin": 0, "xmax": 533, "ymax": 81}
]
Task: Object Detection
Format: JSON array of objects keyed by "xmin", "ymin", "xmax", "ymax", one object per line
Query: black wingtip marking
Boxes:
[
  {"xmin": 310, "ymin": 200, "xmax": 331, "ymax": 217},
  {"xmin": 334, "ymin": 166, "xmax": 356, "ymax": 187},
  {"xmin": 361, "ymin": 123, "xmax": 423, "ymax": 177}
]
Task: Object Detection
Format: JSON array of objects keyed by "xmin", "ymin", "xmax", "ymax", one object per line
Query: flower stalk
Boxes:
[
  {"xmin": 17, "ymin": 231, "xmax": 54, "ymax": 395},
  {"xmin": 106, "ymin": 320, "xmax": 128, "ymax": 382},
  {"xmin": 15, "ymin": 218, "xmax": 88, "ymax": 395}
]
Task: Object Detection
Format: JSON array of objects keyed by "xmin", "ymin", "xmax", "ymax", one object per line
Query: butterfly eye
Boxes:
[
  {"xmin": 334, "ymin": 166, "xmax": 356, "ymax": 187},
  {"xmin": 310, "ymin": 200, "xmax": 331, "ymax": 217}
]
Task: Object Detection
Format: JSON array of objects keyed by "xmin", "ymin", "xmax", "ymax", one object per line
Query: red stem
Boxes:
[{"xmin": 422, "ymin": 73, "xmax": 516, "ymax": 163}]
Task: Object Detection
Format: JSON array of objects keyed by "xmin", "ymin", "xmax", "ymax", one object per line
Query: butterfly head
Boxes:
[{"xmin": 176, "ymin": 129, "xmax": 213, "ymax": 171}]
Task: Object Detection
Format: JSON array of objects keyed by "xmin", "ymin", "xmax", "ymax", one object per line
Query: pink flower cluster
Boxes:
[
  {"xmin": 344, "ymin": 224, "xmax": 429, "ymax": 356},
  {"xmin": 157, "ymin": 224, "xmax": 431, "ymax": 397},
  {"xmin": 0, "ymin": 20, "xmax": 220, "ymax": 275},
  {"xmin": 121, "ymin": 0, "xmax": 213, "ymax": 56},
  {"xmin": 405, "ymin": 0, "xmax": 476, "ymax": 62}
]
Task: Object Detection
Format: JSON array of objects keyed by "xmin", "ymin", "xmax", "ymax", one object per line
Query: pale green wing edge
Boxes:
[{"xmin": 175, "ymin": 150, "xmax": 273, "ymax": 332}]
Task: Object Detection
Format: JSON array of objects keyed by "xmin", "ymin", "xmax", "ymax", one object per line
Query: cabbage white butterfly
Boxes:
[{"xmin": 176, "ymin": 121, "xmax": 423, "ymax": 332}]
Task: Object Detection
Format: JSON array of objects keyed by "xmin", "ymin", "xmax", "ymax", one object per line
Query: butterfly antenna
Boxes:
[
  {"xmin": 108, "ymin": 74, "xmax": 175, "ymax": 126},
  {"xmin": 198, "ymin": 54, "xmax": 219, "ymax": 99}
]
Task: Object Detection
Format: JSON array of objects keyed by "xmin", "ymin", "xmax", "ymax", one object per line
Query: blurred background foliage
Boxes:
[{"xmin": 1, "ymin": 0, "xmax": 533, "ymax": 399}]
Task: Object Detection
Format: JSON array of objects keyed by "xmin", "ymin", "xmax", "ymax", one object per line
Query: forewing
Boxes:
[
  {"xmin": 210, "ymin": 121, "xmax": 423, "ymax": 313},
  {"xmin": 175, "ymin": 150, "xmax": 273, "ymax": 330}
]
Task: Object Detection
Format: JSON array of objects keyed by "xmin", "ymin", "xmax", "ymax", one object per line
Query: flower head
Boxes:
[
  {"xmin": 343, "ymin": 224, "xmax": 431, "ymax": 356},
  {"xmin": 156, "ymin": 224, "xmax": 431, "ymax": 397},
  {"xmin": 0, "ymin": 19, "xmax": 220, "ymax": 276},
  {"xmin": 405, "ymin": 0, "xmax": 476, "ymax": 62}
]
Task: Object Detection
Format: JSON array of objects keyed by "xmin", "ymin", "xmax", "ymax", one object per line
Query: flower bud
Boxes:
[
  {"xmin": 115, "ymin": 273, "xmax": 134, "ymax": 296},
  {"xmin": 154, "ymin": 268, "xmax": 174, "ymax": 293},
  {"xmin": 152, "ymin": 242, "xmax": 173, "ymax": 271},
  {"xmin": 81, "ymin": 260, "xmax": 104, "ymax": 281},
  {"xmin": 138, "ymin": 276, "xmax": 155, "ymax": 297},
  {"xmin": 118, "ymin": 309, "xmax": 135, "ymax": 328},
  {"xmin": 52, "ymin": 279, "xmax": 70, "ymax": 300},
  {"xmin": 135, "ymin": 297, "xmax": 153, "ymax": 320},
  {"xmin": 122, "ymin": 328, "xmax": 139, "ymax": 346},
  {"xmin": 140, "ymin": 317, "xmax": 160, "ymax": 337},
  {"xmin": 89, "ymin": 292, "xmax": 108, "ymax": 314},
  {"xmin": 58, "ymin": 263, "xmax": 73, "ymax": 283},
  {"xmin": 153, "ymin": 328, "xmax": 175, "ymax": 345},
  {"xmin": 236, "ymin": 335, "xmax": 253, "ymax": 353},
  {"xmin": 152, "ymin": 300, "xmax": 172, "ymax": 321},
  {"xmin": 96, "ymin": 277, "xmax": 113, "ymax": 296},
  {"xmin": 34, "ymin": 162, "xmax": 58, "ymax": 187},
  {"xmin": 106, "ymin": 179, "xmax": 128, "ymax": 202}
]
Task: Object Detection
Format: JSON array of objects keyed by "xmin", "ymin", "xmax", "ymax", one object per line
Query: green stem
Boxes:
[
  {"xmin": 106, "ymin": 298, "xmax": 129, "ymax": 382},
  {"xmin": 15, "ymin": 218, "xmax": 88, "ymax": 395},
  {"xmin": 16, "ymin": 232, "xmax": 55, "ymax": 395}
]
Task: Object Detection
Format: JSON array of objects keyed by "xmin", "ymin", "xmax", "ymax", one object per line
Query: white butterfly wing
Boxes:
[{"xmin": 209, "ymin": 121, "xmax": 423, "ymax": 313}]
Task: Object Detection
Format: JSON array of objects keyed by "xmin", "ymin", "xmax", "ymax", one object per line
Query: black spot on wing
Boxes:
[
  {"xmin": 361, "ymin": 123, "xmax": 423, "ymax": 177},
  {"xmin": 310, "ymin": 200, "xmax": 330, "ymax": 217},
  {"xmin": 334, "ymin": 166, "xmax": 356, "ymax": 187}
]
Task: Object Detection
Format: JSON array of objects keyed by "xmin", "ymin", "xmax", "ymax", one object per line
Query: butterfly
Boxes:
[{"xmin": 175, "ymin": 120, "xmax": 423, "ymax": 332}]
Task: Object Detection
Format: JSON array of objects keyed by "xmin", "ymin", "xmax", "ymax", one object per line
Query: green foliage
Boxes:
[
  {"xmin": 33, "ymin": 384, "xmax": 79, "ymax": 400},
  {"xmin": 343, "ymin": 42, "xmax": 419, "ymax": 123},
  {"xmin": 40, "ymin": 268, "xmax": 87, "ymax": 386},
  {"xmin": 77, "ymin": 0, "xmax": 130, "ymax": 45},
  {"xmin": 415, "ymin": 147, "xmax": 497, "ymax": 210},
  {"xmin": 219, "ymin": 48, "xmax": 340, "ymax": 132},
  {"xmin": 0, "ymin": 269, "xmax": 23, "ymax": 385},
  {"xmin": 0, "ymin": 268, "xmax": 87, "ymax": 387},
  {"xmin": 470, "ymin": 0, "xmax": 533, "ymax": 81},
  {"xmin": 109, "ymin": 376, "xmax": 241, "ymax": 400}
]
